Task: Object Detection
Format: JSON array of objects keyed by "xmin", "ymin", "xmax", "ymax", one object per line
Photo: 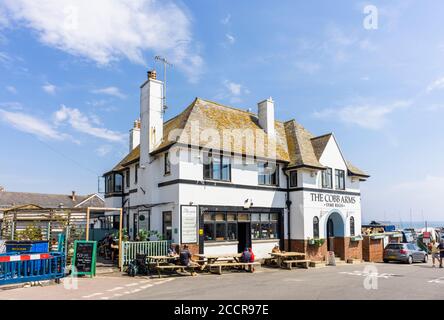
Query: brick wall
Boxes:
[
  {"xmin": 285, "ymin": 239, "xmax": 328, "ymax": 261},
  {"xmin": 187, "ymin": 243, "xmax": 200, "ymax": 257},
  {"xmin": 286, "ymin": 238, "xmax": 362, "ymax": 261},
  {"xmin": 362, "ymin": 236, "xmax": 384, "ymax": 262}
]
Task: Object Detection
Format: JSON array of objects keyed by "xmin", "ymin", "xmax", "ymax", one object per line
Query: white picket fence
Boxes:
[{"xmin": 120, "ymin": 240, "xmax": 171, "ymax": 267}]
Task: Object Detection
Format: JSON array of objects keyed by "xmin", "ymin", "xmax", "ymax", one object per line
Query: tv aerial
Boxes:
[{"xmin": 154, "ymin": 56, "xmax": 172, "ymax": 114}]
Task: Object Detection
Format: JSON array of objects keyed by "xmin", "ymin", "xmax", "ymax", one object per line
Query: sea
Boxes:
[{"xmin": 363, "ymin": 221, "xmax": 444, "ymax": 230}]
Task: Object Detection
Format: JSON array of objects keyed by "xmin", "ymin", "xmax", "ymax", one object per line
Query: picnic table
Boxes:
[
  {"xmin": 147, "ymin": 255, "xmax": 178, "ymax": 267},
  {"xmin": 194, "ymin": 253, "xmax": 259, "ymax": 274},
  {"xmin": 194, "ymin": 253, "xmax": 242, "ymax": 265},
  {"xmin": 270, "ymin": 252, "xmax": 308, "ymax": 269}
]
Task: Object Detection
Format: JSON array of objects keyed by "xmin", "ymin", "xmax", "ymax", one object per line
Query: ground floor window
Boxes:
[
  {"xmin": 251, "ymin": 213, "xmax": 278, "ymax": 240},
  {"xmin": 203, "ymin": 211, "xmax": 280, "ymax": 242}
]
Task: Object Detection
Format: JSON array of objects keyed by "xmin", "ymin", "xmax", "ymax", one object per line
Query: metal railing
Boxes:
[
  {"xmin": 0, "ymin": 252, "xmax": 66, "ymax": 286},
  {"xmin": 120, "ymin": 240, "xmax": 171, "ymax": 267}
]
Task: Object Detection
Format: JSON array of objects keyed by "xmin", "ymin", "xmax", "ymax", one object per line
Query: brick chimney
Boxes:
[{"xmin": 71, "ymin": 191, "xmax": 76, "ymax": 202}]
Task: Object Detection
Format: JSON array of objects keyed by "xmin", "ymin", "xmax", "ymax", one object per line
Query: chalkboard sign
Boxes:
[{"xmin": 72, "ymin": 240, "xmax": 97, "ymax": 277}]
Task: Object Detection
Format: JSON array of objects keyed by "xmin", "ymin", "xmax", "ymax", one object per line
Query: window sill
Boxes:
[
  {"xmin": 203, "ymin": 178, "xmax": 232, "ymax": 183},
  {"xmin": 252, "ymin": 239, "xmax": 280, "ymax": 243},
  {"xmin": 204, "ymin": 240, "xmax": 239, "ymax": 246}
]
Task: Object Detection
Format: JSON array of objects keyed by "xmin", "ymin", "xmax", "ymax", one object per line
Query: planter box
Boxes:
[{"xmin": 350, "ymin": 236, "xmax": 363, "ymax": 242}]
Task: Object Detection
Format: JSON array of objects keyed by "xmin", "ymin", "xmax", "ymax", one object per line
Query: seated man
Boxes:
[
  {"xmin": 240, "ymin": 247, "xmax": 252, "ymax": 263},
  {"xmin": 179, "ymin": 244, "xmax": 197, "ymax": 276},
  {"xmin": 168, "ymin": 243, "xmax": 178, "ymax": 257}
]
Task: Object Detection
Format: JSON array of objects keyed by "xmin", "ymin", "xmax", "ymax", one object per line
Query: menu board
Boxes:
[
  {"xmin": 72, "ymin": 240, "xmax": 97, "ymax": 277},
  {"xmin": 181, "ymin": 206, "xmax": 198, "ymax": 243}
]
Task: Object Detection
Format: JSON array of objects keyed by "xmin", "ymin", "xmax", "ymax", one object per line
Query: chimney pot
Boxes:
[
  {"xmin": 71, "ymin": 191, "xmax": 76, "ymax": 202},
  {"xmin": 147, "ymin": 70, "xmax": 157, "ymax": 80}
]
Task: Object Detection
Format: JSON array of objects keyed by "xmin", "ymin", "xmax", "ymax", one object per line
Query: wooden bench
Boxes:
[
  {"xmin": 155, "ymin": 265, "xmax": 196, "ymax": 278},
  {"xmin": 207, "ymin": 262, "xmax": 261, "ymax": 275},
  {"xmin": 283, "ymin": 260, "xmax": 310, "ymax": 270},
  {"xmin": 263, "ymin": 257, "xmax": 279, "ymax": 267}
]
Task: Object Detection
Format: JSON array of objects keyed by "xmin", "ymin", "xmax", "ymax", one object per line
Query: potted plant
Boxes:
[{"xmin": 307, "ymin": 238, "xmax": 325, "ymax": 247}]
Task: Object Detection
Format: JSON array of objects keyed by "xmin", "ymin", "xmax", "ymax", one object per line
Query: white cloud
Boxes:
[
  {"xmin": 0, "ymin": 109, "xmax": 67, "ymax": 140},
  {"xmin": 91, "ymin": 86, "xmax": 125, "ymax": 99},
  {"xmin": 54, "ymin": 104, "xmax": 125, "ymax": 142},
  {"xmin": 216, "ymin": 80, "xmax": 250, "ymax": 104},
  {"xmin": 313, "ymin": 100, "xmax": 411, "ymax": 130},
  {"xmin": 96, "ymin": 144, "xmax": 112, "ymax": 157},
  {"xmin": 5, "ymin": 85, "xmax": 16, "ymax": 94},
  {"xmin": 426, "ymin": 77, "xmax": 444, "ymax": 93},
  {"xmin": 221, "ymin": 14, "xmax": 231, "ymax": 25},
  {"xmin": 224, "ymin": 81, "xmax": 242, "ymax": 96},
  {"xmin": 225, "ymin": 34, "xmax": 235, "ymax": 44},
  {"xmin": 1, "ymin": 0, "xmax": 203, "ymax": 82},
  {"xmin": 294, "ymin": 61, "xmax": 321, "ymax": 74},
  {"xmin": 0, "ymin": 101, "xmax": 22, "ymax": 110},
  {"xmin": 42, "ymin": 83, "xmax": 56, "ymax": 95}
]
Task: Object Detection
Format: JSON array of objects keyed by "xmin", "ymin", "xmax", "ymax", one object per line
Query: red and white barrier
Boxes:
[{"xmin": 0, "ymin": 253, "xmax": 51, "ymax": 263}]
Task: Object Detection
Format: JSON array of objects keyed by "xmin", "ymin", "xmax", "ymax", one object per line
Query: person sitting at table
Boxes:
[
  {"xmin": 179, "ymin": 244, "xmax": 197, "ymax": 276},
  {"xmin": 240, "ymin": 247, "xmax": 252, "ymax": 263},
  {"xmin": 272, "ymin": 245, "xmax": 281, "ymax": 254},
  {"xmin": 168, "ymin": 243, "xmax": 178, "ymax": 257}
]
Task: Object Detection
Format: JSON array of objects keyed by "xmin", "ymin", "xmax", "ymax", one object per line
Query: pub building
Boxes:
[{"xmin": 103, "ymin": 70, "xmax": 369, "ymax": 262}]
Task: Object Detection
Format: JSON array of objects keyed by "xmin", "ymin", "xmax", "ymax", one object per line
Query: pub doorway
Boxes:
[
  {"xmin": 326, "ymin": 211, "xmax": 345, "ymax": 252},
  {"xmin": 237, "ymin": 222, "xmax": 251, "ymax": 253}
]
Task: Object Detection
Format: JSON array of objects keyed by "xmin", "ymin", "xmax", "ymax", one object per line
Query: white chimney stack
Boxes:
[
  {"xmin": 140, "ymin": 70, "xmax": 164, "ymax": 164},
  {"xmin": 258, "ymin": 97, "xmax": 275, "ymax": 136},
  {"xmin": 129, "ymin": 119, "xmax": 141, "ymax": 152}
]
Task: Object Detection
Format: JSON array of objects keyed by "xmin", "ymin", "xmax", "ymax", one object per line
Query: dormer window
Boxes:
[
  {"xmin": 135, "ymin": 164, "xmax": 139, "ymax": 184},
  {"xmin": 335, "ymin": 169, "xmax": 345, "ymax": 190},
  {"xmin": 258, "ymin": 161, "xmax": 279, "ymax": 186},
  {"xmin": 203, "ymin": 152, "xmax": 231, "ymax": 182},
  {"xmin": 104, "ymin": 172, "xmax": 123, "ymax": 194},
  {"xmin": 289, "ymin": 170, "xmax": 298, "ymax": 188},
  {"xmin": 164, "ymin": 152, "xmax": 171, "ymax": 175},
  {"xmin": 321, "ymin": 167, "xmax": 332, "ymax": 189}
]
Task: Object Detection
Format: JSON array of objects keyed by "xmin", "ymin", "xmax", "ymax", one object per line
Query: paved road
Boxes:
[{"xmin": 1, "ymin": 261, "xmax": 444, "ymax": 300}]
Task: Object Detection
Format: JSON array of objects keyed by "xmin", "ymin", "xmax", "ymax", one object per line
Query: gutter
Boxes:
[{"xmin": 283, "ymin": 168, "xmax": 292, "ymax": 251}]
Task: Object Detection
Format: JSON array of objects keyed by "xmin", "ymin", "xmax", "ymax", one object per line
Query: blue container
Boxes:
[
  {"xmin": 5, "ymin": 241, "xmax": 49, "ymax": 253},
  {"xmin": 30, "ymin": 241, "xmax": 49, "ymax": 253}
]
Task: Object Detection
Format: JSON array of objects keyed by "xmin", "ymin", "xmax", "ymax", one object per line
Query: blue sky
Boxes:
[{"xmin": 0, "ymin": 0, "xmax": 443, "ymax": 222}]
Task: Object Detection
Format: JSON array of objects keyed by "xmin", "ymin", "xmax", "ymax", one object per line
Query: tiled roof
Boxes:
[
  {"xmin": 311, "ymin": 133, "xmax": 332, "ymax": 161},
  {"xmin": 0, "ymin": 192, "xmax": 104, "ymax": 209},
  {"xmin": 346, "ymin": 161, "xmax": 370, "ymax": 178},
  {"xmin": 110, "ymin": 97, "xmax": 368, "ymax": 176},
  {"xmin": 284, "ymin": 120, "xmax": 324, "ymax": 169}
]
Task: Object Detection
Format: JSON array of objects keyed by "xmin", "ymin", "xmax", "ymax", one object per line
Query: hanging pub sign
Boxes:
[
  {"xmin": 181, "ymin": 205, "xmax": 198, "ymax": 244},
  {"xmin": 72, "ymin": 240, "xmax": 97, "ymax": 277}
]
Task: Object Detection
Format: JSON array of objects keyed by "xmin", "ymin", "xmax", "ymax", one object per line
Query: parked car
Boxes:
[{"xmin": 383, "ymin": 243, "xmax": 428, "ymax": 264}]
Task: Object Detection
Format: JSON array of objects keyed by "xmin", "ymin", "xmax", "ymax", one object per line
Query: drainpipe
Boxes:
[{"xmin": 284, "ymin": 168, "xmax": 292, "ymax": 251}]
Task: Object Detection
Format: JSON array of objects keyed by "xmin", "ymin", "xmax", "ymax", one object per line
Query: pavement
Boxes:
[{"xmin": 1, "ymin": 260, "xmax": 444, "ymax": 300}]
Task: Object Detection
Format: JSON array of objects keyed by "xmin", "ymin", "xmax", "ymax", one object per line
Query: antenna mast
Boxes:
[{"xmin": 154, "ymin": 56, "xmax": 172, "ymax": 114}]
